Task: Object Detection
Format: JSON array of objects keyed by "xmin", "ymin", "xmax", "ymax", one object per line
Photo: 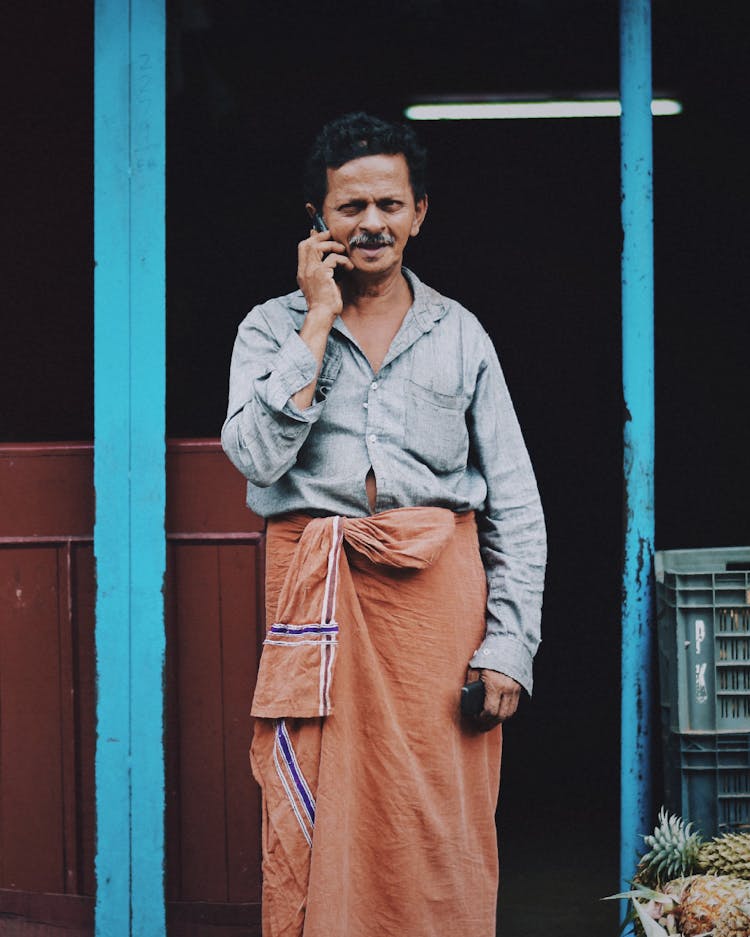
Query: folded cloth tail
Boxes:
[{"xmin": 251, "ymin": 507, "xmax": 459, "ymax": 719}]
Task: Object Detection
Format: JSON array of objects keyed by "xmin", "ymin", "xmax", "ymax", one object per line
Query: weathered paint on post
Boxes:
[
  {"xmin": 619, "ymin": 0, "xmax": 655, "ymax": 906},
  {"xmin": 94, "ymin": 1, "xmax": 166, "ymax": 934}
]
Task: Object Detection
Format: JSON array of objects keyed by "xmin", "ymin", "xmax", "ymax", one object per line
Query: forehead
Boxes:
[{"xmin": 325, "ymin": 153, "xmax": 413, "ymax": 201}]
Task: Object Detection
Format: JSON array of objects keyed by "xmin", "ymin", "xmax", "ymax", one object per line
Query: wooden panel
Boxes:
[
  {"xmin": 165, "ymin": 552, "xmax": 183, "ymax": 903},
  {"xmin": 71, "ymin": 545, "xmax": 96, "ymax": 898},
  {"xmin": 218, "ymin": 544, "xmax": 263, "ymax": 903},
  {"xmin": 171, "ymin": 543, "xmax": 230, "ymax": 899},
  {"xmin": 0, "ymin": 548, "xmax": 65, "ymax": 892},
  {"xmin": 0, "ymin": 541, "xmax": 95, "ymax": 905},
  {"xmin": 166, "ymin": 540, "xmax": 263, "ymax": 904},
  {"xmin": 56, "ymin": 543, "xmax": 78, "ymax": 895},
  {"xmin": 167, "ymin": 899, "xmax": 261, "ymax": 936},
  {"xmin": 0, "ymin": 440, "xmax": 264, "ymax": 932},
  {"xmin": 0, "ymin": 445, "xmax": 93, "ymax": 539},
  {"xmin": 0, "ymin": 889, "xmax": 93, "ymax": 936},
  {"xmin": 0, "ymin": 440, "xmax": 259, "ymax": 540},
  {"xmin": 166, "ymin": 441, "xmax": 263, "ymax": 535}
]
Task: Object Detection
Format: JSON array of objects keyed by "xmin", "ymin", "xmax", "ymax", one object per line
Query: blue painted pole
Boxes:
[
  {"xmin": 619, "ymin": 0, "xmax": 655, "ymax": 912},
  {"xmin": 94, "ymin": 1, "xmax": 166, "ymax": 935}
]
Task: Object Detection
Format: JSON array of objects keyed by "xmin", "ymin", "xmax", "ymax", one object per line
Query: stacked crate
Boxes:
[{"xmin": 655, "ymin": 547, "xmax": 750, "ymax": 836}]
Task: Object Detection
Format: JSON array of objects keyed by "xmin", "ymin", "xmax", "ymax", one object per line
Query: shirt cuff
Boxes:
[
  {"xmin": 269, "ymin": 331, "xmax": 321, "ymax": 411},
  {"xmin": 469, "ymin": 634, "xmax": 534, "ymax": 697}
]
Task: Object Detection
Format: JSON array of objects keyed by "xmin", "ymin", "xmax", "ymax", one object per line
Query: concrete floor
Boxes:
[
  {"xmin": 493, "ymin": 716, "xmax": 623, "ymax": 936},
  {"xmin": 497, "ymin": 821, "xmax": 621, "ymax": 935}
]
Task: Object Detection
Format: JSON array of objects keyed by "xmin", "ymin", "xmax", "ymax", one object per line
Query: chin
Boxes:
[{"xmin": 353, "ymin": 253, "xmax": 402, "ymax": 275}]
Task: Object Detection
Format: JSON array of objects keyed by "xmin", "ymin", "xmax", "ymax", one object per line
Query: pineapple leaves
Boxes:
[
  {"xmin": 630, "ymin": 897, "xmax": 672, "ymax": 937},
  {"xmin": 639, "ymin": 808, "xmax": 702, "ymax": 884},
  {"xmin": 603, "ymin": 887, "xmax": 676, "ymax": 904}
]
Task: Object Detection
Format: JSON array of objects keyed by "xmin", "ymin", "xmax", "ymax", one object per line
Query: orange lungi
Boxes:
[{"xmin": 251, "ymin": 507, "xmax": 502, "ymax": 937}]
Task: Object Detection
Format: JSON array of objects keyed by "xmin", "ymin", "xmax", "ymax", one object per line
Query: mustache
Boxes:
[{"xmin": 348, "ymin": 232, "xmax": 396, "ymax": 249}]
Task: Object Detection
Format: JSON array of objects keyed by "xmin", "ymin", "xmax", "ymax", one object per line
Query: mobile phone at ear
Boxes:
[
  {"xmin": 310, "ymin": 209, "xmax": 346, "ymax": 280},
  {"xmin": 312, "ymin": 211, "xmax": 328, "ymax": 233}
]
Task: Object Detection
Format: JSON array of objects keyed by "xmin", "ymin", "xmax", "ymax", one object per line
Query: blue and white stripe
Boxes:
[{"xmin": 273, "ymin": 719, "xmax": 316, "ymax": 846}]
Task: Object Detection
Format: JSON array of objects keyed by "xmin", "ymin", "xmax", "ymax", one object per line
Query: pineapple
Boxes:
[
  {"xmin": 637, "ymin": 810, "xmax": 702, "ymax": 884},
  {"xmin": 663, "ymin": 874, "xmax": 750, "ymax": 937},
  {"xmin": 638, "ymin": 809, "xmax": 750, "ymax": 887},
  {"xmin": 701, "ymin": 835, "xmax": 750, "ymax": 880}
]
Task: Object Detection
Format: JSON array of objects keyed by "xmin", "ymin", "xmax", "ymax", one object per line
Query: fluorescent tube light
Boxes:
[{"xmin": 404, "ymin": 99, "xmax": 682, "ymax": 120}]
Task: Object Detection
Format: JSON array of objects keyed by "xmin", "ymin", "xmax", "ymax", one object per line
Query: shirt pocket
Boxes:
[{"xmin": 403, "ymin": 379, "xmax": 469, "ymax": 474}]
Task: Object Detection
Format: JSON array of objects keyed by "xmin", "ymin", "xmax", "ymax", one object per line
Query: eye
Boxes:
[
  {"xmin": 379, "ymin": 200, "xmax": 402, "ymax": 212},
  {"xmin": 338, "ymin": 201, "xmax": 365, "ymax": 215}
]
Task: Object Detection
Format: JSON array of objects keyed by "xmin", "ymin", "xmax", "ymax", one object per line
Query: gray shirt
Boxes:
[{"xmin": 221, "ymin": 268, "xmax": 546, "ymax": 694}]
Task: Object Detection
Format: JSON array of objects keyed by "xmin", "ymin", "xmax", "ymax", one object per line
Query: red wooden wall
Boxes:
[{"xmin": 0, "ymin": 441, "xmax": 264, "ymax": 936}]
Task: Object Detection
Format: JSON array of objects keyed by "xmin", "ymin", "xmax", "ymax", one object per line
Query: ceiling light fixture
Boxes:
[{"xmin": 404, "ymin": 98, "xmax": 682, "ymax": 120}]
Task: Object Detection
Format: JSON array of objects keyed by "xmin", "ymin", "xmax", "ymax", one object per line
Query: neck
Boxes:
[{"xmin": 343, "ymin": 266, "xmax": 408, "ymax": 306}]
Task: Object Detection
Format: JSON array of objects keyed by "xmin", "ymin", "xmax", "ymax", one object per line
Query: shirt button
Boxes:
[
  {"xmin": 369, "ymin": 434, "xmax": 377, "ymax": 443},
  {"xmin": 363, "ymin": 402, "xmax": 368, "ymax": 409},
  {"xmin": 370, "ymin": 381, "xmax": 378, "ymax": 390}
]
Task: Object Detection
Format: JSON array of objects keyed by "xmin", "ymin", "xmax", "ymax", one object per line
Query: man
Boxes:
[{"xmin": 221, "ymin": 112, "xmax": 546, "ymax": 937}]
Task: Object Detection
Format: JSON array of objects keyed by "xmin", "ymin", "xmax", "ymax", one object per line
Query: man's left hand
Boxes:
[{"xmin": 466, "ymin": 668, "xmax": 522, "ymax": 730}]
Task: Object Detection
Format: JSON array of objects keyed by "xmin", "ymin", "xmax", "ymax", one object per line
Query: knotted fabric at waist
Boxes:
[{"xmin": 251, "ymin": 507, "xmax": 471, "ymax": 718}]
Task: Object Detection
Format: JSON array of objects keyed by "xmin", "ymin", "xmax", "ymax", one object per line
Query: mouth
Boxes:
[{"xmin": 356, "ymin": 244, "xmax": 386, "ymax": 256}]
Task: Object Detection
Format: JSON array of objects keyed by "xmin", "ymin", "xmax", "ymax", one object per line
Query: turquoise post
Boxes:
[
  {"xmin": 94, "ymin": 1, "xmax": 166, "ymax": 934},
  {"xmin": 619, "ymin": 0, "xmax": 655, "ymax": 915}
]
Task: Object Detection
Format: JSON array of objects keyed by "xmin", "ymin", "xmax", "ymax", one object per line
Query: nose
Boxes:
[{"xmin": 359, "ymin": 203, "xmax": 385, "ymax": 232}]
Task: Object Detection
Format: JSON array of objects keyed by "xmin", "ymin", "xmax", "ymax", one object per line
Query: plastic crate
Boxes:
[
  {"xmin": 663, "ymin": 731, "xmax": 750, "ymax": 837},
  {"xmin": 655, "ymin": 547, "xmax": 750, "ymax": 733}
]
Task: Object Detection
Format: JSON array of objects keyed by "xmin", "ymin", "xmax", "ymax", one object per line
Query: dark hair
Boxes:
[{"xmin": 303, "ymin": 112, "xmax": 427, "ymax": 209}]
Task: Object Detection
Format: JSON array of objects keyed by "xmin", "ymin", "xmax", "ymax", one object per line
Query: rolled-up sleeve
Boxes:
[
  {"xmin": 221, "ymin": 305, "xmax": 326, "ymax": 487},
  {"xmin": 467, "ymin": 332, "xmax": 547, "ymax": 695}
]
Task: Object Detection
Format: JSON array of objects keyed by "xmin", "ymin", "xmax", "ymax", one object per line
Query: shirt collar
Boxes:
[
  {"xmin": 402, "ymin": 268, "xmax": 449, "ymax": 333},
  {"xmin": 286, "ymin": 267, "xmax": 448, "ymax": 332}
]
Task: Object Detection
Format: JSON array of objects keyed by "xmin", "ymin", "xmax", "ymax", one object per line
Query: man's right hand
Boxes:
[
  {"xmin": 291, "ymin": 229, "xmax": 353, "ymax": 411},
  {"xmin": 296, "ymin": 228, "xmax": 353, "ymax": 320}
]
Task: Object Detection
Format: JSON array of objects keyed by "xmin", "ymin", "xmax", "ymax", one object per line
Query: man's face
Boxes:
[{"xmin": 319, "ymin": 153, "xmax": 427, "ymax": 277}]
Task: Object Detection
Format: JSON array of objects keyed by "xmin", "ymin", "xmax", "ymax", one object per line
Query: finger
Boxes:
[
  {"xmin": 322, "ymin": 241, "xmax": 349, "ymax": 260},
  {"xmin": 310, "ymin": 230, "xmax": 350, "ymax": 252},
  {"xmin": 299, "ymin": 232, "xmax": 346, "ymax": 253},
  {"xmin": 321, "ymin": 254, "xmax": 354, "ymax": 273},
  {"xmin": 473, "ymin": 694, "xmax": 501, "ymax": 729},
  {"xmin": 496, "ymin": 690, "xmax": 520, "ymax": 723},
  {"xmin": 481, "ymin": 679, "xmax": 503, "ymax": 715},
  {"xmin": 473, "ymin": 710, "xmax": 502, "ymax": 733},
  {"xmin": 303, "ymin": 243, "xmax": 349, "ymax": 265},
  {"xmin": 315, "ymin": 239, "xmax": 348, "ymax": 254}
]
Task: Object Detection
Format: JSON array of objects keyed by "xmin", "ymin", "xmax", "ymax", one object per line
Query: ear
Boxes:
[
  {"xmin": 305, "ymin": 202, "xmax": 317, "ymax": 220},
  {"xmin": 411, "ymin": 194, "xmax": 428, "ymax": 236}
]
